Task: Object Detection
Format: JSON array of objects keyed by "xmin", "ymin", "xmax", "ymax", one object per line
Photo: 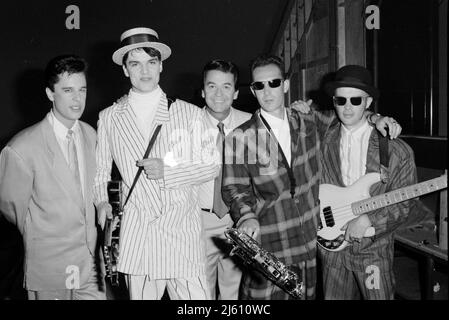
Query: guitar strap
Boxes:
[
  {"xmin": 377, "ymin": 130, "xmax": 390, "ymax": 184},
  {"xmin": 123, "ymin": 96, "xmax": 175, "ymax": 207},
  {"xmin": 259, "ymin": 114, "xmax": 296, "ymax": 198}
]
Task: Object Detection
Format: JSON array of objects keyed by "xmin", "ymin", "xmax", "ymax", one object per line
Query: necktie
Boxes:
[
  {"xmin": 67, "ymin": 129, "xmax": 82, "ymax": 196},
  {"xmin": 213, "ymin": 122, "xmax": 228, "ymax": 219}
]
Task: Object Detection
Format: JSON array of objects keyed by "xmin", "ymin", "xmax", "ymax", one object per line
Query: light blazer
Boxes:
[
  {"xmin": 0, "ymin": 113, "xmax": 98, "ymax": 290},
  {"xmin": 94, "ymin": 93, "xmax": 219, "ymax": 278}
]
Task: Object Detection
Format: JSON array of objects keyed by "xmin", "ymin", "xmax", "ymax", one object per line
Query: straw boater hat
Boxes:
[
  {"xmin": 325, "ymin": 65, "xmax": 379, "ymax": 99},
  {"xmin": 112, "ymin": 27, "xmax": 172, "ymax": 65}
]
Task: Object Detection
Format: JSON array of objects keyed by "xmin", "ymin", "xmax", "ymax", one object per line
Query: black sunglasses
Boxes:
[
  {"xmin": 333, "ymin": 96, "xmax": 369, "ymax": 106},
  {"xmin": 250, "ymin": 79, "xmax": 283, "ymax": 91}
]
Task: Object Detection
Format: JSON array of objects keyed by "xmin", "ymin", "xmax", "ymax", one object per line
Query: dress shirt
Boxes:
[
  {"xmin": 260, "ymin": 108, "xmax": 291, "ymax": 165},
  {"xmin": 339, "ymin": 120, "xmax": 373, "ymax": 186},
  {"xmin": 199, "ymin": 108, "xmax": 234, "ymax": 209},
  {"xmin": 48, "ymin": 110, "xmax": 85, "ymax": 198}
]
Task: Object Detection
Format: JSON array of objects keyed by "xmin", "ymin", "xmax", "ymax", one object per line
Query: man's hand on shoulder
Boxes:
[
  {"xmin": 290, "ymin": 99, "xmax": 313, "ymax": 114},
  {"xmin": 371, "ymin": 114, "xmax": 402, "ymax": 139}
]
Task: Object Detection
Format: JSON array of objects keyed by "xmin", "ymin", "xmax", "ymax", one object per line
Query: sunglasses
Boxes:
[
  {"xmin": 250, "ymin": 79, "xmax": 283, "ymax": 91},
  {"xmin": 333, "ymin": 96, "xmax": 369, "ymax": 106}
]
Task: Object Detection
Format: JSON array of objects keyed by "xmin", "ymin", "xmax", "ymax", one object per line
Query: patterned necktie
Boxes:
[
  {"xmin": 67, "ymin": 129, "xmax": 82, "ymax": 196},
  {"xmin": 213, "ymin": 122, "xmax": 228, "ymax": 218}
]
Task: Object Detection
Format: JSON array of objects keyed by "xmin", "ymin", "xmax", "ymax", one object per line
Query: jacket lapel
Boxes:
[
  {"xmin": 79, "ymin": 123, "xmax": 95, "ymax": 206},
  {"xmin": 41, "ymin": 116, "xmax": 83, "ymax": 210},
  {"xmin": 111, "ymin": 94, "xmax": 171, "ymax": 161},
  {"xmin": 147, "ymin": 94, "xmax": 171, "ymax": 158},
  {"xmin": 112, "ymin": 96, "xmax": 147, "ymax": 162},
  {"xmin": 287, "ymin": 107, "xmax": 300, "ymax": 166},
  {"xmin": 111, "ymin": 94, "xmax": 171, "ymax": 212},
  {"xmin": 323, "ymin": 123, "xmax": 345, "ymax": 187},
  {"xmin": 366, "ymin": 129, "xmax": 381, "ymax": 174},
  {"xmin": 255, "ymin": 110, "xmax": 285, "ymax": 171}
]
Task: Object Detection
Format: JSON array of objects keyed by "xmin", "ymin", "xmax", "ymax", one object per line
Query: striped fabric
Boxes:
[
  {"xmin": 318, "ymin": 121, "xmax": 429, "ymax": 299},
  {"xmin": 321, "ymin": 264, "xmax": 395, "ymax": 300},
  {"xmin": 94, "ymin": 93, "xmax": 219, "ymax": 279},
  {"xmin": 222, "ymin": 107, "xmax": 334, "ymax": 299}
]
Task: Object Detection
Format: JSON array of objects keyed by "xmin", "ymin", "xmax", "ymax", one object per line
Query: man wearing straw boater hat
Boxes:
[
  {"xmin": 94, "ymin": 27, "xmax": 219, "ymax": 300},
  {"xmin": 316, "ymin": 65, "xmax": 432, "ymax": 299}
]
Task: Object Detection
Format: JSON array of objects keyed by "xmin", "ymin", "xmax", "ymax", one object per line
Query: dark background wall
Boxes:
[{"xmin": 0, "ymin": 0, "xmax": 288, "ymax": 147}]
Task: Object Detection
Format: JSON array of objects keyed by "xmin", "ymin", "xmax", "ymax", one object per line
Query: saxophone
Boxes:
[
  {"xmin": 103, "ymin": 180, "xmax": 123, "ymax": 286},
  {"xmin": 224, "ymin": 228, "xmax": 304, "ymax": 299}
]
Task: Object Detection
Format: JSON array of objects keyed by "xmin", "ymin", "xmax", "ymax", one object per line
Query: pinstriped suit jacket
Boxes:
[
  {"xmin": 94, "ymin": 92, "xmax": 219, "ymax": 278},
  {"xmin": 318, "ymin": 121, "xmax": 429, "ymax": 272}
]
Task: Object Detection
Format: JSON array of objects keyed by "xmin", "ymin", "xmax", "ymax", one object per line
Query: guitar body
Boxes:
[
  {"xmin": 317, "ymin": 173, "xmax": 380, "ymax": 252},
  {"xmin": 317, "ymin": 173, "xmax": 447, "ymax": 252}
]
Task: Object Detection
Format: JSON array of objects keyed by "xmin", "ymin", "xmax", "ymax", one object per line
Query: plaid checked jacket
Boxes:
[
  {"xmin": 318, "ymin": 121, "xmax": 430, "ymax": 273},
  {"xmin": 222, "ymin": 107, "xmax": 333, "ymax": 270}
]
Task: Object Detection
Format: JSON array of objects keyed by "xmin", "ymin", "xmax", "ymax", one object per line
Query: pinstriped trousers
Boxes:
[{"xmin": 126, "ymin": 274, "xmax": 210, "ymax": 300}]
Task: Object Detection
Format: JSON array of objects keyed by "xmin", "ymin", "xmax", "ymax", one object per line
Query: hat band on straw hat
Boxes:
[{"xmin": 121, "ymin": 33, "xmax": 159, "ymax": 47}]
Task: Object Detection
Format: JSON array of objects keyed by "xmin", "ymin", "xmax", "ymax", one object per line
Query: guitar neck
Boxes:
[{"xmin": 352, "ymin": 175, "xmax": 447, "ymax": 215}]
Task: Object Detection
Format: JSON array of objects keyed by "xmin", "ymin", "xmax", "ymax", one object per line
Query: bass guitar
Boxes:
[{"xmin": 318, "ymin": 173, "xmax": 447, "ymax": 252}]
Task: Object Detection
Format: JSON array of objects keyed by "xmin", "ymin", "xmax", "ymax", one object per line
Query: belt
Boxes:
[{"xmin": 201, "ymin": 208, "xmax": 216, "ymax": 213}]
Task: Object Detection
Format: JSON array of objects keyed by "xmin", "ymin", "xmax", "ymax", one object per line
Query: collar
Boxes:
[
  {"xmin": 205, "ymin": 106, "xmax": 233, "ymax": 130},
  {"xmin": 48, "ymin": 110, "xmax": 79, "ymax": 140},
  {"xmin": 340, "ymin": 119, "xmax": 371, "ymax": 138},
  {"xmin": 260, "ymin": 107, "xmax": 288, "ymax": 128}
]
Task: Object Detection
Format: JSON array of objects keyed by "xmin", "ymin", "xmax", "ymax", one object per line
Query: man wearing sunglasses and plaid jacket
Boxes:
[{"xmin": 221, "ymin": 55, "xmax": 401, "ymax": 300}]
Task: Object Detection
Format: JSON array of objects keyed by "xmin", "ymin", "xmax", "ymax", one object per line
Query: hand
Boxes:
[
  {"xmin": 98, "ymin": 201, "xmax": 113, "ymax": 230},
  {"xmin": 341, "ymin": 214, "xmax": 372, "ymax": 243},
  {"xmin": 290, "ymin": 99, "xmax": 313, "ymax": 114},
  {"xmin": 137, "ymin": 158, "xmax": 164, "ymax": 179},
  {"xmin": 239, "ymin": 218, "xmax": 260, "ymax": 241},
  {"xmin": 375, "ymin": 116, "xmax": 402, "ymax": 139}
]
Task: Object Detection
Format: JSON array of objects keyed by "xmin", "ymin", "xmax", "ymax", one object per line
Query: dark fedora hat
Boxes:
[
  {"xmin": 325, "ymin": 65, "xmax": 379, "ymax": 99},
  {"xmin": 112, "ymin": 27, "xmax": 171, "ymax": 65}
]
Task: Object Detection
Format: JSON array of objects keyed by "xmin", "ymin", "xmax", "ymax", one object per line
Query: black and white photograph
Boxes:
[{"xmin": 0, "ymin": 0, "xmax": 446, "ymax": 314}]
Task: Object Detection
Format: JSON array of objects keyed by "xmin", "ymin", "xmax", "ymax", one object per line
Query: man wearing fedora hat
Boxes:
[
  {"xmin": 314, "ymin": 65, "xmax": 428, "ymax": 299},
  {"xmin": 94, "ymin": 27, "xmax": 219, "ymax": 300}
]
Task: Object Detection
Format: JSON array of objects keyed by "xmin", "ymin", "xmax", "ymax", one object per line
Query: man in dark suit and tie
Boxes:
[{"xmin": 0, "ymin": 54, "xmax": 105, "ymax": 300}]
